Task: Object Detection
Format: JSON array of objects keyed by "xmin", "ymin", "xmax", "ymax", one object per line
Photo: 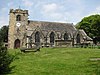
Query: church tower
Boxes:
[{"xmin": 8, "ymin": 9, "xmax": 28, "ymax": 49}]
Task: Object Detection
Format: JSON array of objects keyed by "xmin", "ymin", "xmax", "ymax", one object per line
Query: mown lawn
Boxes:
[{"xmin": 8, "ymin": 48, "xmax": 100, "ymax": 75}]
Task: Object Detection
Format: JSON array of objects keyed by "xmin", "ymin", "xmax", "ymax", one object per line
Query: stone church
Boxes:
[{"xmin": 8, "ymin": 9, "xmax": 92, "ymax": 49}]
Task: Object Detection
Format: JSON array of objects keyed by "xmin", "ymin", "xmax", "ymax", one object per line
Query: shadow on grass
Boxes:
[
  {"xmin": 90, "ymin": 61, "xmax": 100, "ymax": 75},
  {"xmin": 85, "ymin": 58, "xmax": 100, "ymax": 75},
  {"xmin": 1, "ymin": 65, "xmax": 16, "ymax": 75}
]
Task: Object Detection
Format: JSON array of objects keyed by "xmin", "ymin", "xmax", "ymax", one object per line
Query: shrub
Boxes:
[{"xmin": 0, "ymin": 44, "xmax": 14, "ymax": 74}]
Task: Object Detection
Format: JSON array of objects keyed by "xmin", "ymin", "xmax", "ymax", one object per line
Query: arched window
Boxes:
[
  {"xmin": 76, "ymin": 34, "xmax": 80, "ymax": 43},
  {"xmin": 64, "ymin": 33, "xmax": 68, "ymax": 41},
  {"xmin": 50, "ymin": 32, "xmax": 55, "ymax": 44},
  {"xmin": 14, "ymin": 39, "xmax": 20, "ymax": 49},
  {"xmin": 16, "ymin": 15, "xmax": 21, "ymax": 21},
  {"xmin": 35, "ymin": 31, "xmax": 40, "ymax": 43}
]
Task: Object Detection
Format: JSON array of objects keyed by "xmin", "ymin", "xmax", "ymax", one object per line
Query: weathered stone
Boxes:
[{"xmin": 8, "ymin": 9, "xmax": 93, "ymax": 49}]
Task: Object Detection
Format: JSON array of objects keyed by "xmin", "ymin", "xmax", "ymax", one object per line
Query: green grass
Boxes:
[{"xmin": 7, "ymin": 48, "xmax": 100, "ymax": 75}]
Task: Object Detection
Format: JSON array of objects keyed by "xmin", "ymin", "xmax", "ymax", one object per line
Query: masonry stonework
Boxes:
[{"xmin": 8, "ymin": 9, "xmax": 93, "ymax": 49}]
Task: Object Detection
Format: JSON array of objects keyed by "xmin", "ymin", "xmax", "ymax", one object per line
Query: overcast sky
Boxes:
[{"xmin": 0, "ymin": 0, "xmax": 100, "ymax": 27}]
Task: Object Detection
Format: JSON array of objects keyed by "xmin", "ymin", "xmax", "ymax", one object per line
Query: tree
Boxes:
[
  {"xmin": 0, "ymin": 43, "xmax": 14, "ymax": 74},
  {"xmin": 76, "ymin": 14, "xmax": 100, "ymax": 38},
  {"xmin": 0, "ymin": 25, "xmax": 14, "ymax": 74},
  {"xmin": 0, "ymin": 26, "xmax": 8, "ymax": 43}
]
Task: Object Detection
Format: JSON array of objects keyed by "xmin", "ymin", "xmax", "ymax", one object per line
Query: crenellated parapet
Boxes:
[{"xmin": 10, "ymin": 9, "xmax": 28, "ymax": 15}]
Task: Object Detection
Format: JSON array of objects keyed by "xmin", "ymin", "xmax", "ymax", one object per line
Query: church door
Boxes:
[
  {"xmin": 14, "ymin": 39, "xmax": 20, "ymax": 49},
  {"xmin": 50, "ymin": 32, "xmax": 55, "ymax": 44}
]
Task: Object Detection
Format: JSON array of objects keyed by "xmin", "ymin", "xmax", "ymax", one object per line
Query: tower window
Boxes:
[{"xmin": 16, "ymin": 15, "xmax": 21, "ymax": 21}]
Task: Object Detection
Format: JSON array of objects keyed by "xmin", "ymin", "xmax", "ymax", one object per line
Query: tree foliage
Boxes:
[
  {"xmin": 0, "ymin": 26, "xmax": 8, "ymax": 43},
  {"xmin": 0, "ymin": 25, "xmax": 14, "ymax": 74},
  {"xmin": 0, "ymin": 44, "xmax": 14, "ymax": 74},
  {"xmin": 76, "ymin": 14, "xmax": 100, "ymax": 38}
]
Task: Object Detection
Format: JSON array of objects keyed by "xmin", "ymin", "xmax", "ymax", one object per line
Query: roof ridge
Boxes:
[{"xmin": 28, "ymin": 20, "xmax": 73, "ymax": 25}]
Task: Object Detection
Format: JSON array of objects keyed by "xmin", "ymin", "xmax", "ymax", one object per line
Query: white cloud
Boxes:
[
  {"xmin": 96, "ymin": 6, "xmax": 100, "ymax": 11},
  {"xmin": 0, "ymin": 8, "xmax": 7, "ymax": 15},
  {"xmin": 22, "ymin": 0, "xmax": 34, "ymax": 7},
  {"xmin": 41, "ymin": 2, "xmax": 84, "ymax": 24},
  {"xmin": 0, "ymin": 7, "xmax": 9, "ymax": 27},
  {"xmin": 42, "ymin": 3, "xmax": 60, "ymax": 13},
  {"xmin": 41, "ymin": 3, "xmax": 68, "ymax": 22},
  {"xmin": 1, "ymin": 0, "xmax": 98, "ymax": 27},
  {"xmin": 8, "ymin": 2, "xmax": 14, "ymax": 7},
  {"xmin": 64, "ymin": 0, "xmax": 81, "ymax": 5},
  {"xmin": 1, "ymin": 8, "xmax": 7, "ymax": 12},
  {"xmin": 87, "ymin": 6, "xmax": 100, "ymax": 16},
  {"xmin": 95, "ymin": 6, "xmax": 100, "ymax": 13},
  {"xmin": 0, "ymin": 16, "xmax": 8, "ymax": 28},
  {"xmin": 42, "ymin": 3, "xmax": 62, "ymax": 17}
]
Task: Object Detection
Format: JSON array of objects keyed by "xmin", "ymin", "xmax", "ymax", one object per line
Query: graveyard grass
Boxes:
[{"xmin": 8, "ymin": 48, "xmax": 100, "ymax": 75}]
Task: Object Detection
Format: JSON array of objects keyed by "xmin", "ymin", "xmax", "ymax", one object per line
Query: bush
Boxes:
[
  {"xmin": 98, "ymin": 46, "xmax": 100, "ymax": 49},
  {"xmin": 0, "ymin": 45, "xmax": 14, "ymax": 74}
]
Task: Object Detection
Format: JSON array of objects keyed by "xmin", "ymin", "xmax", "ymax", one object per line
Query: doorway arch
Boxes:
[{"xmin": 14, "ymin": 39, "xmax": 20, "ymax": 49}]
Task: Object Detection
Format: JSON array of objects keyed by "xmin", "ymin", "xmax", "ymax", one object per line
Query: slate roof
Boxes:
[{"xmin": 26, "ymin": 20, "xmax": 77, "ymax": 36}]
